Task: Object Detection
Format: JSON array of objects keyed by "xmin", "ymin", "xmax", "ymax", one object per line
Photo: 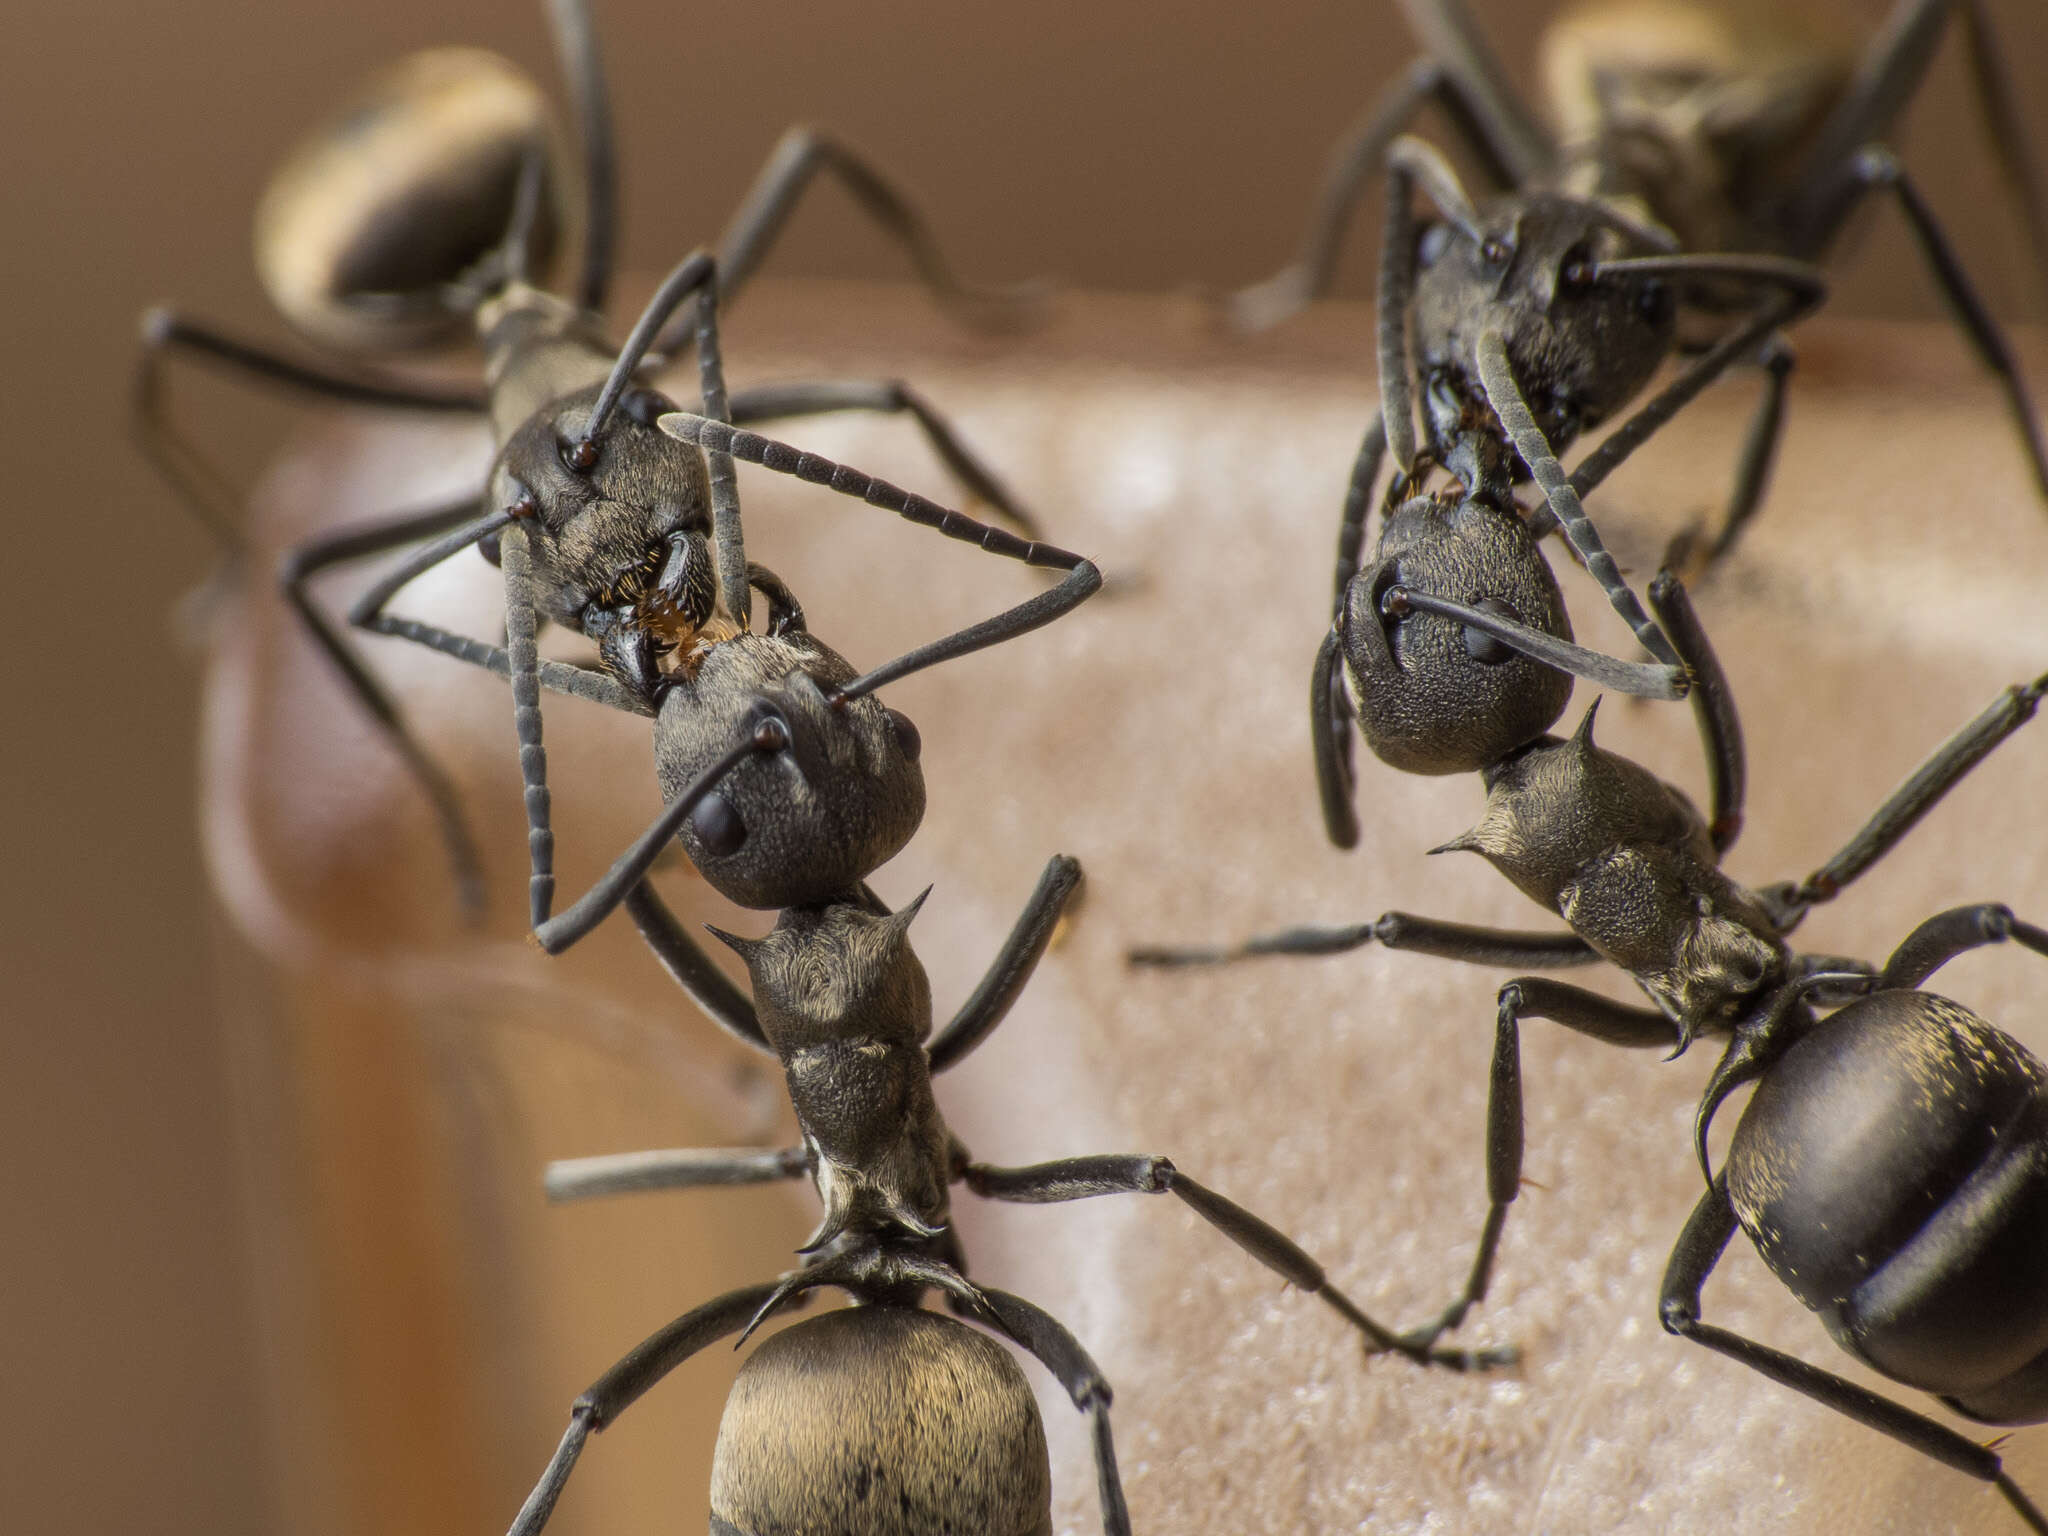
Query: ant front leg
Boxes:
[
  {"xmin": 1647, "ymin": 571, "xmax": 1745, "ymax": 855},
  {"xmin": 1401, "ymin": 977, "xmax": 1672, "ymax": 1352},
  {"xmin": 926, "ymin": 854, "xmax": 1085, "ymax": 1074},
  {"xmin": 1661, "ymin": 1177, "xmax": 2048, "ymax": 1536},
  {"xmin": 962, "ymin": 1153, "xmax": 1511, "ymax": 1370},
  {"xmin": 504, "ymin": 1281, "xmax": 787, "ymax": 1536}
]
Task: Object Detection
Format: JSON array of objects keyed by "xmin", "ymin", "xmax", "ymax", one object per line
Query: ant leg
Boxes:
[
  {"xmin": 1402, "ymin": 977, "xmax": 1672, "ymax": 1350},
  {"xmin": 136, "ymin": 307, "xmax": 486, "ymax": 413},
  {"xmin": 1223, "ymin": 54, "xmax": 1529, "ymax": 334},
  {"xmin": 623, "ymin": 883, "xmax": 768, "ymax": 1052},
  {"xmin": 1661, "ymin": 1178, "xmax": 2048, "ymax": 1536},
  {"xmin": 132, "ymin": 309, "xmax": 484, "ymax": 555},
  {"xmin": 542, "ymin": 0, "xmax": 614, "ymax": 314},
  {"xmin": 1563, "ymin": 259, "xmax": 1823, "ymax": 505},
  {"xmin": 655, "ymin": 413, "xmax": 1103, "ymax": 699},
  {"xmin": 1129, "ymin": 908, "xmax": 1594, "ymax": 970},
  {"xmin": 543, "ymin": 1144, "xmax": 808, "ymax": 1202},
  {"xmin": 1878, "ymin": 903, "xmax": 2048, "ymax": 990},
  {"xmin": 1813, "ymin": 147, "xmax": 2048, "ymax": 501},
  {"xmin": 1394, "ymin": 0, "xmax": 1553, "ymax": 185},
  {"xmin": 280, "ymin": 497, "xmax": 493, "ymax": 912},
  {"xmin": 1788, "ymin": 0, "xmax": 2048, "ymax": 312},
  {"xmin": 1763, "ymin": 671, "xmax": 2048, "ymax": 928},
  {"xmin": 1665, "ymin": 335, "xmax": 1796, "ymax": 579},
  {"xmin": 963, "ymin": 1155, "xmax": 1511, "ymax": 1369},
  {"xmin": 1379, "ymin": 137, "xmax": 1485, "ymax": 470},
  {"xmin": 1474, "ymin": 331, "xmax": 1682, "ymax": 669},
  {"xmin": 728, "ymin": 378, "xmax": 1040, "ymax": 536},
  {"xmin": 975, "ymin": 1288, "xmax": 1132, "ymax": 1536},
  {"xmin": 505, "ymin": 1281, "xmax": 784, "ymax": 1536},
  {"xmin": 1311, "ymin": 626, "xmax": 1362, "ymax": 850},
  {"xmin": 1954, "ymin": 0, "xmax": 2048, "ymax": 315},
  {"xmin": 531, "ymin": 726, "xmax": 786, "ymax": 955},
  {"xmin": 681, "ymin": 126, "xmax": 1049, "ymax": 345},
  {"xmin": 1334, "ymin": 412, "xmax": 1389, "ymax": 613},
  {"xmin": 1647, "ymin": 571, "xmax": 1745, "ymax": 856},
  {"xmin": 926, "ymin": 856, "xmax": 1085, "ymax": 1073}
]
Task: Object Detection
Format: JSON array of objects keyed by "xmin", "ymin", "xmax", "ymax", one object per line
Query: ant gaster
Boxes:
[
  {"xmin": 136, "ymin": 0, "xmax": 1049, "ymax": 913},
  {"xmin": 502, "ymin": 848, "xmax": 1508, "ymax": 1536},
  {"xmin": 1229, "ymin": 0, "xmax": 2048, "ymax": 570},
  {"xmin": 1140, "ymin": 570, "xmax": 2048, "ymax": 1531}
]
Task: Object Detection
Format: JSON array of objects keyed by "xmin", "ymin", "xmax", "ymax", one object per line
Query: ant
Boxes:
[
  {"xmin": 1137, "ymin": 568, "xmax": 2048, "ymax": 1530},
  {"xmin": 136, "ymin": 0, "xmax": 1049, "ymax": 914},
  {"xmin": 500, "ymin": 844, "xmax": 1509, "ymax": 1536},
  {"xmin": 1226, "ymin": 0, "xmax": 2048, "ymax": 573}
]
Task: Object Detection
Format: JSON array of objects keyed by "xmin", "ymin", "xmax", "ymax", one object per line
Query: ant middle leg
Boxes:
[
  {"xmin": 1660, "ymin": 1176, "xmax": 2048, "ymax": 1536},
  {"xmin": 962, "ymin": 1153, "xmax": 1511, "ymax": 1370},
  {"xmin": 1128, "ymin": 908, "xmax": 1596, "ymax": 970},
  {"xmin": 279, "ymin": 496, "xmax": 495, "ymax": 911}
]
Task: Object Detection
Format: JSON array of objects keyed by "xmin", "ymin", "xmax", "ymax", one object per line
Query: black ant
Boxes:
[
  {"xmin": 135, "ymin": 0, "xmax": 1048, "ymax": 914},
  {"xmin": 1137, "ymin": 569, "xmax": 2048, "ymax": 1530},
  {"xmin": 501, "ymin": 844, "xmax": 1509, "ymax": 1536},
  {"xmin": 1226, "ymin": 0, "xmax": 2048, "ymax": 573}
]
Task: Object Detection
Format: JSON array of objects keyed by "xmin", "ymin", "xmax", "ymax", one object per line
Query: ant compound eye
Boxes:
[
  {"xmin": 621, "ymin": 387, "xmax": 677, "ymax": 427},
  {"xmin": 886, "ymin": 708, "xmax": 922, "ymax": 763},
  {"xmin": 477, "ymin": 528, "xmax": 504, "ymax": 567},
  {"xmin": 1637, "ymin": 278, "xmax": 1673, "ymax": 325},
  {"xmin": 1481, "ymin": 236, "xmax": 1513, "ymax": 267},
  {"xmin": 1417, "ymin": 223, "xmax": 1452, "ymax": 268},
  {"xmin": 691, "ymin": 791, "xmax": 747, "ymax": 857},
  {"xmin": 1464, "ymin": 597, "xmax": 1520, "ymax": 665}
]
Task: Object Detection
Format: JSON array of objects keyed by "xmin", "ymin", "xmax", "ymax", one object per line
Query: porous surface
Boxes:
[{"xmin": 211, "ymin": 284, "xmax": 2048, "ymax": 1536}]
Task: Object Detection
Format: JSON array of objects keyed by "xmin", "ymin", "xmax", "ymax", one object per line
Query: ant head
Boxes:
[
  {"xmin": 1339, "ymin": 493, "xmax": 1573, "ymax": 775},
  {"xmin": 1410, "ymin": 194, "xmax": 1675, "ymax": 456},
  {"xmin": 486, "ymin": 381, "xmax": 714, "ymax": 633},
  {"xmin": 653, "ymin": 632, "xmax": 926, "ymax": 910},
  {"xmin": 255, "ymin": 48, "xmax": 563, "ymax": 354}
]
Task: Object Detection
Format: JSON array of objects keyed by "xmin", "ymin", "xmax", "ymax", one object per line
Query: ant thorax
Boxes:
[
  {"xmin": 714, "ymin": 901, "xmax": 955, "ymax": 1250},
  {"xmin": 1447, "ymin": 713, "xmax": 1786, "ymax": 1030},
  {"xmin": 1540, "ymin": 0, "xmax": 1847, "ymax": 257}
]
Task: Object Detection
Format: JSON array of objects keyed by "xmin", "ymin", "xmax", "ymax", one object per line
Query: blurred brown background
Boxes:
[{"xmin": 5, "ymin": 1, "xmax": 2046, "ymax": 1532}]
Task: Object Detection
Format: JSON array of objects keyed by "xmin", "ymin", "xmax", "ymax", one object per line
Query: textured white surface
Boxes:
[{"xmin": 209, "ymin": 284, "xmax": 2048, "ymax": 1534}]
